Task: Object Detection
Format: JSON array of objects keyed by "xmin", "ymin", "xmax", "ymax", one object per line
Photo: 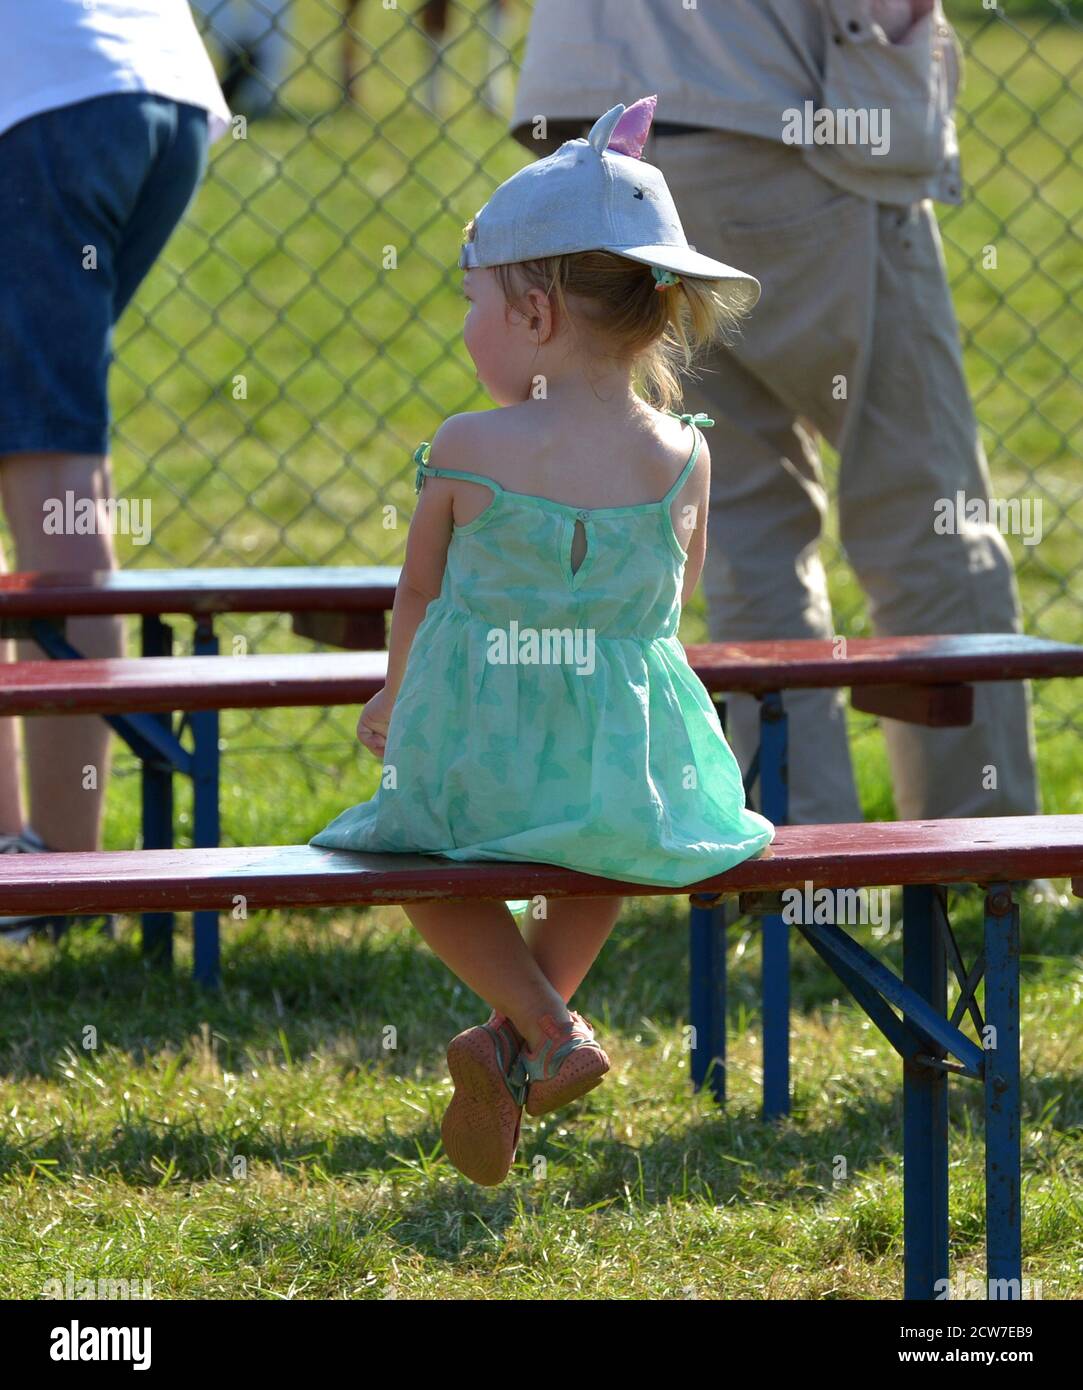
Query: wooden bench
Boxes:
[
  {"xmin": 690, "ymin": 633, "xmax": 1083, "ymax": 1117},
  {"xmin": 5, "ymin": 632, "xmax": 1083, "ymax": 1120},
  {"xmin": 6, "ymin": 570, "xmax": 1083, "ymax": 1116},
  {"xmin": 0, "ymin": 566, "xmax": 398, "ymax": 654},
  {"xmin": 6, "ymin": 633, "xmax": 1080, "ymax": 715},
  {"xmin": 0, "ymin": 567, "xmax": 396, "ymax": 982},
  {"xmin": 3, "ymin": 813, "xmax": 1081, "ymax": 1301}
]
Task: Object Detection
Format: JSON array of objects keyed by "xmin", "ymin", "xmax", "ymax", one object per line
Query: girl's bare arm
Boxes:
[
  {"xmin": 680, "ymin": 436, "xmax": 711, "ymax": 607},
  {"xmin": 383, "ymin": 459, "xmax": 454, "ymax": 701}
]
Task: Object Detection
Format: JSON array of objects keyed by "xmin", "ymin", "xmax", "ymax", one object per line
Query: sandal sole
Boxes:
[{"xmin": 441, "ymin": 1030, "xmax": 522, "ymax": 1186}]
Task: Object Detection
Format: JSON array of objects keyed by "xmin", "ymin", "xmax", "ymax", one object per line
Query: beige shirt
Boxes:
[{"xmin": 511, "ymin": 0, "xmax": 962, "ymax": 206}]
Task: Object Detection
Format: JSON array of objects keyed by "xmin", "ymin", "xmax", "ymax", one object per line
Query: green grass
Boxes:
[
  {"xmin": 1, "ymin": 888, "xmax": 1080, "ymax": 1299},
  {"xmin": 1, "ymin": 5, "xmax": 1081, "ymax": 1299}
]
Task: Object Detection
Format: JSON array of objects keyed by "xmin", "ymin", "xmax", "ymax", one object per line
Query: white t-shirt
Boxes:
[{"xmin": 0, "ymin": 0, "xmax": 231, "ymax": 143}]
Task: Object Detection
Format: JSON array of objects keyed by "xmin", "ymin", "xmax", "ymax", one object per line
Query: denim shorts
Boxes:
[{"xmin": 0, "ymin": 93, "xmax": 209, "ymax": 457}]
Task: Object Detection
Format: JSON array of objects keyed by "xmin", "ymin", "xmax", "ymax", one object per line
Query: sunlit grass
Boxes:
[{"xmin": 0, "ymin": 884, "xmax": 1079, "ymax": 1299}]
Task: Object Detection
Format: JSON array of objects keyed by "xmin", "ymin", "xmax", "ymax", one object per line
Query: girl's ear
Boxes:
[{"xmin": 517, "ymin": 285, "xmax": 555, "ymax": 343}]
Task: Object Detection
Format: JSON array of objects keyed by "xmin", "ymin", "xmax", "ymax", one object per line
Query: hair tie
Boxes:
[{"xmin": 652, "ymin": 266, "xmax": 681, "ymax": 290}]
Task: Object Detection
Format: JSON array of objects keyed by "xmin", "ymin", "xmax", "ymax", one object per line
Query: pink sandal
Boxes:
[
  {"xmin": 441, "ymin": 1011, "xmax": 528, "ymax": 1186},
  {"xmin": 521, "ymin": 1011, "xmax": 610, "ymax": 1117}
]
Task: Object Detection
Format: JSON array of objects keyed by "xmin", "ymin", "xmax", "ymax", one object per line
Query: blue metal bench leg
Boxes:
[
  {"xmin": 984, "ymin": 885, "xmax": 1021, "ymax": 1299},
  {"xmin": 689, "ymin": 899, "xmax": 727, "ymax": 1101},
  {"xmin": 140, "ymin": 616, "xmax": 174, "ymax": 968},
  {"xmin": 902, "ymin": 884, "xmax": 949, "ymax": 1300},
  {"xmin": 801, "ymin": 889, "xmax": 1013, "ymax": 1301},
  {"xmin": 759, "ymin": 692, "xmax": 789, "ymax": 1119},
  {"xmin": 191, "ymin": 618, "xmax": 221, "ymax": 987}
]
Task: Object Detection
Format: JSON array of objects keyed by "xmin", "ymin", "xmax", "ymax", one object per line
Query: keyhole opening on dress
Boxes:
[{"xmin": 570, "ymin": 517, "xmax": 588, "ymax": 576}]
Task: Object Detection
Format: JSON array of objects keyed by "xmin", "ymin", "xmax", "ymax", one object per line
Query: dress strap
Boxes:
[
  {"xmin": 660, "ymin": 410, "xmax": 714, "ymax": 506},
  {"xmin": 667, "ymin": 410, "xmax": 716, "ymax": 430},
  {"xmin": 413, "ymin": 441, "xmax": 507, "ymax": 497}
]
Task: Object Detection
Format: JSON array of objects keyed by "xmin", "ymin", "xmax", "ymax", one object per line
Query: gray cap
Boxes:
[{"xmin": 459, "ymin": 102, "xmax": 760, "ymax": 311}]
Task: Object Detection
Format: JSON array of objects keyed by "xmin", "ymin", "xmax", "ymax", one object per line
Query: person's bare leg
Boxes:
[
  {"xmin": 520, "ymin": 895, "xmax": 623, "ymax": 1004},
  {"xmin": 0, "ymin": 531, "xmax": 26, "ymax": 837},
  {"xmin": 403, "ymin": 899, "xmax": 572, "ymax": 1050},
  {"xmin": 0, "ymin": 452, "xmax": 125, "ymax": 850}
]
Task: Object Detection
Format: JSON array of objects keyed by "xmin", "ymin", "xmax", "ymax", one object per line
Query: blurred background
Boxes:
[{"xmin": 4, "ymin": 0, "xmax": 1078, "ymax": 847}]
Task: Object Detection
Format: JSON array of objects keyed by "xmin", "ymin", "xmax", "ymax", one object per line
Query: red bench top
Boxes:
[
  {"xmin": 0, "ymin": 567, "xmax": 400, "ymax": 617},
  {"xmin": 3, "ymin": 567, "xmax": 1082, "ymax": 688},
  {"xmin": 0, "ymin": 653, "xmax": 387, "ymax": 714},
  {"xmin": 685, "ymin": 634, "xmax": 1083, "ymax": 688},
  {"xmin": 1, "ymin": 817, "xmax": 1081, "ymax": 915},
  {"xmin": 2, "ymin": 634, "xmax": 1082, "ymax": 716}
]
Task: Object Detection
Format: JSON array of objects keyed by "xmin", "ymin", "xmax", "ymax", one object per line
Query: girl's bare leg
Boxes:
[
  {"xmin": 403, "ymin": 898, "xmax": 572, "ymax": 1050},
  {"xmin": 521, "ymin": 895, "xmax": 624, "ymax": 1003},
  {"xmin": 405, "ymin": 894, "xmax": 624, "ymax": 1047}
]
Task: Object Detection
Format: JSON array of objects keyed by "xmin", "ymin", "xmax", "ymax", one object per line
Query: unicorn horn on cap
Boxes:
[{"xmin": 587, "ymin": 95, "xmax": 658, "ymax": 160}]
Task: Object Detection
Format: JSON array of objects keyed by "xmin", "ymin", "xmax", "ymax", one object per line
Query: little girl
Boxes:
[{"xmin": 311, "ymin": 96, "xmax": 774, "ymax": 1186}]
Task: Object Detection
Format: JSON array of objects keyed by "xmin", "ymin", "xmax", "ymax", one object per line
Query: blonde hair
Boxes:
[{"xmin": 461, "ymin": 216, "xmax": 754, "ymax": 412}]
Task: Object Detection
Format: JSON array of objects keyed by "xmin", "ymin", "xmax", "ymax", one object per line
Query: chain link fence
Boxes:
[{"xmin": 6, "ymin": 0, "xmax": 1080, "ymax": 829}]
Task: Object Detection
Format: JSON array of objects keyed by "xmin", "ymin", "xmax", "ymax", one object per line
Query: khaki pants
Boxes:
[{"xmin": 648, "ymin": 128, "xmax": 1039, "ymax": 824}]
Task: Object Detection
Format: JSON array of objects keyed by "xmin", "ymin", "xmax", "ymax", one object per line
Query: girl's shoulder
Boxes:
[
  {"xmin": 424, "ymin": 402, "xmax": 711, "ymax": 500},
  {"xmin": 428, "ymin": 404, "xmax": 594, "ymax": 494},
  {"xmin": 431, "ymin": 402, "xmax": 696, "ymax": 456},
  {"xmin": 426, "ymin": 409, "xmax": 505, "ymax": 477}
]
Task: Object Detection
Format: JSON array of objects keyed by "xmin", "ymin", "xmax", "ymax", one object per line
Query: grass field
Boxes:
[
  {"xmin": 1, "ymin": 886, "xmax": 1080, "ymax": 1298},
  {"xmin": 0, "ymin": 4, "xmax": 1080, "ymax": 1299}
]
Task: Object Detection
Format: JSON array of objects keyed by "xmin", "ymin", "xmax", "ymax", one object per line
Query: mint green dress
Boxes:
[{"xmin": 310, "ymin": 411, "xmax": 775, "ymax": 887}]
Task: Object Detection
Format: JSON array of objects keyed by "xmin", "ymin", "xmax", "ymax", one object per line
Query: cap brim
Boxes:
[{"xmin": 603, "ymin": 244, "xmax": 761, "ymax": 309}]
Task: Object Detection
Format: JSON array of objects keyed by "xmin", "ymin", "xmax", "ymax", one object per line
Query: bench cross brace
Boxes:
[{"xmin": 795, "ymin": 917, "xmax": 985, "ymax": 1080}]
